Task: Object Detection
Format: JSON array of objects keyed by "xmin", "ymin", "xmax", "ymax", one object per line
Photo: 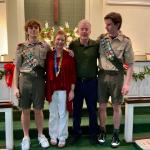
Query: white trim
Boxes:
[{"xmin": 107, "ymin": 0, "xmax": 150, "ymax": 6}]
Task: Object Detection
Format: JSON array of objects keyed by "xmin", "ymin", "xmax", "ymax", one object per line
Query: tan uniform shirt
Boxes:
[
  {"xmin": 98, "ymin": 33, "xmax": 134, "ymax": 71},
  {"xmin": 15, "ymin": 40, "xmax": 50, "ymax": 72}
]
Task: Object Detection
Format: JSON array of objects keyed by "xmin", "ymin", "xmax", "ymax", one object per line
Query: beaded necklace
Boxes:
[{"xmin": 54, "ymin": 48, "xmax": 63, "ymax": 77}]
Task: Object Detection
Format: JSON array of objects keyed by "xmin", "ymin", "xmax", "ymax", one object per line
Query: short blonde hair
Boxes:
[{"xmin": 77, "ymin": 19, "xmax": 91, "ymax": 29}]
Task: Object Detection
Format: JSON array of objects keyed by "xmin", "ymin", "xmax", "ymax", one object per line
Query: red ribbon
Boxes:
[{"xmin": 4, "ymin": 63, "xmax": 15, "ymax": 87}]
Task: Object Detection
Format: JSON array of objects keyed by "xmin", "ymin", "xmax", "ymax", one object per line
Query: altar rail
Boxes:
[
  {"xmin": 124, "ymin": 97, "xmax": 150, "ymax": 142},
  {"xmin": 0, "ymin": 101, "xmax": 13, "ymax": 149}
]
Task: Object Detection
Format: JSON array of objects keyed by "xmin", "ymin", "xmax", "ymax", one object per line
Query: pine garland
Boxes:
[
  {"xmin": 132, "ymin": 66, "xmax": 150, "ymax": 81},
  {"xmin": 0, "ymin": 70, "xmax": 5, "ymax": 79},
  {"xmin": 1, "ymin": 66, "xmax": 150, "ymax": 81}
]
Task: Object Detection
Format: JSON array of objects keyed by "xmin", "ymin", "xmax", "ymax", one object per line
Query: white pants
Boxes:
[{"xmin": 49, "ymin": 90, "xmax": 68, "ymax": 141}]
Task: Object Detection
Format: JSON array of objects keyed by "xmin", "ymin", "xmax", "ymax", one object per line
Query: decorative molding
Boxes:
[
  {"xmin": 107, "ymin": 0, "xmax": 150, "ymax": 6},
  {"xmin": 0, "ymin": 0, "xmax": 5, "ymax": 3}
]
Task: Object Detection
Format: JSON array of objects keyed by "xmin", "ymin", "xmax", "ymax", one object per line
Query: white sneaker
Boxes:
[
  {"xmin": 21, "ymin": 137, "xmax": 30, "ymax": 150},
  {"xmin": 38, "ymin": 134, "xmax": 50, "ymax": 148}
]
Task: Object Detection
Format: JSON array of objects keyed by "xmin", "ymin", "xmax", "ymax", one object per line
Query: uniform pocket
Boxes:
[
  {"xmin": 115, "ymin": 47, "xmax": 124, "ymax": 58},
  {"xmin": 39, "ymin": 49, "xmax": 47, "ymax": 59}
]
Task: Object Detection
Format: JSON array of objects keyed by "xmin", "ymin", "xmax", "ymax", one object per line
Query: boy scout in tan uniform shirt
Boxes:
[
  {"xmin": 16, "ymin": 41, "xmax": 49, "ymax": 74},
  {"xmin": 14, "ymin": 19, "xmax": 50, "ymax": 150},
  {"xmin": 99, "ymin": 33, "xmax": 134, "ymax": 71},
  {"xmin": 97, "ymin": 12, "xmax": 134, "ymax": 148},
  {"xmin": 15, "ymin": 40, "xmax": 50, "ymax": 108}
]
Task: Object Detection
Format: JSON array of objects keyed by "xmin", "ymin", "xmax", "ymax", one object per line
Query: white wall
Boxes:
[
  {"xmin": 102, "ymin": 0, "xmax": 150, "ymax": 52},
  {"xmin": 86, "ymin": 0, "xmax": 150, "ymax": 53}
]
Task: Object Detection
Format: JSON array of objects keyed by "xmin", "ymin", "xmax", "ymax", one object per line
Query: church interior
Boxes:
[{"xmin": 0, "ymin": 0, "xmax": 150, "ymax": 149}]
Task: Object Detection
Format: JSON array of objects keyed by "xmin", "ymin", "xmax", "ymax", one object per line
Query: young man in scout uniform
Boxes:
[
  {"xmin": 14, "ymin": 19, "xmax": 50, "ymax": 150},
  {"xmin": 97, "ymin": 12, "xmax": 134, "ymax": 148}
]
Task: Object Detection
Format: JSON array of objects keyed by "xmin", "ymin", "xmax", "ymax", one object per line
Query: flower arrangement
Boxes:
[{"xmin": 40, "ymin": 22, "xmax": 79, "ymax": 47}]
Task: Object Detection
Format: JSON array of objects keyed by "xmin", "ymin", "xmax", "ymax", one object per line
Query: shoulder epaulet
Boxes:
[
  {"xmin": 17, "ymin": 43, "xmax": 24, "ymax": 47},
  {"xmin": 122, "ymin": 34, "xmax": 130, "ymax": 40},
  {"xmin": 98, "ymin": 33, "xmax": 107, "ymax": 40},
  {"xmin": 17, "ymin": 43, "xmax": 25, "ymax": 51}
]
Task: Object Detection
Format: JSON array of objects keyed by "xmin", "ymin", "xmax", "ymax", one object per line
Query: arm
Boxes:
[
  {"xmin": 13, "ymin": 67, "xmax": 20, "ymax": 99},
  {"xmin": 121, "ymin": 64, "xmax": 133, "ymax": 95},
  {"xmin": 68, "ymin": 41, "xmax": 75, "ymax": 57},
  {"xmin": 68, "ymin": 54, "xmax": 76, "ymax": 101},
  {"xmin": 121, "ymin": 38, "xmax": 134, "ymax": 95},
  {"xmin": 13, "ymin": 44, "xmax": 23, "ymax": 99},
  {"xmin": 68, "ymin": 84, "xmax": 75, "ymax": 101}
]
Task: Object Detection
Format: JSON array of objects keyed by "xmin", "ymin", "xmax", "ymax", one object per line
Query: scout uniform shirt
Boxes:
[
  {"xmin": 15, "ymin": 40, "xmax": 50, "ymax": 73},
  {"xmin": 98, "ymin": 33, "xmax": 134, "ymax": 71}
]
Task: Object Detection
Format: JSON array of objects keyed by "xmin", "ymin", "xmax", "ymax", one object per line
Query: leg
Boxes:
[
  {"xmin": 35, "ymin": 108, "xmax": 49, "ymax": 148},
  {"xmin": 32, "ymin": 76, "xmax": 49, "ymax": 148},
  {"xmin": 49, "ymin": 91, "xmax": 59, "ymax": 140},
  {"xmin": 57, "ymin": 91, "xmax": 68, "ymax": 146},
  {"xmin": 84, "ymin": 79, "xmax": 98, "ymax": 139},
  {"xmin": 112, "ymin": 103, "xmax": 122, "ymax": 130},
  {"xmin": 73, "ymin": 81, "xmax": 84, "ymax": 136},
  {"xmin": 97, "ymin": 102, "xmax": 107, "ymax": 144},
  {"xmin": 111, "ymin": 103, "xmax": 122, "ymax": 148},
  {"xmin": 21, "ymin": 109, "xmax": 30, "ymax": 137},
  {"xmin": 99, "ymin": 103, "xmax": 107, "ymax": 130},
  {"xmin": 34, "ymin": 109, "xmax": 44, "ymax": 136},
  {"xmin": 97, "ymin": 73, "xmax": 109, "ymax": 133}
]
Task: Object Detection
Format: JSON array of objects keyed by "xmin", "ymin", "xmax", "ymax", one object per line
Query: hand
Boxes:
[
  {"xmin": 68, "ymin": 49, "xmax": 74, "ymax": 57},
  {"xmin": 68, "ymin": 90, "xmax": 74, "ymax": 101},
  {"xmin": 14, "ymin": 87, "xmax": 20, "ymax": 100},
  {"xmin": 121, "ymin": 84, "xmax": 129, "ymax": 95}
]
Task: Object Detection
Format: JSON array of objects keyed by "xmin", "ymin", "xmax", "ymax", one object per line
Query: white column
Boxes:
[
  {"xmin": 6, "ymin": 0, "xmax": 25, "ymax": 59},
  {"xmin": 16, "ymin": 0, "xmax": 25, "ymax": 43},
  {"xmin": 0, "ymin": 1, "xmax": 8, "ymax": 55}
]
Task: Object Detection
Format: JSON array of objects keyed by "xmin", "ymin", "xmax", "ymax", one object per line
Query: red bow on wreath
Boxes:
[{"xmin": 4, "ymin": 63, "xmax": 15, "ymax": 87}]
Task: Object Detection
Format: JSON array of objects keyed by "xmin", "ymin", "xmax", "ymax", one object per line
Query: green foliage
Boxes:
[
  {"xmin": 132, "ymin": 66, "xmax": 150, "ymax": 81},
  {"xmin": 0, "ymin": 70, "xmax": 5, "ymax": 79}
]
